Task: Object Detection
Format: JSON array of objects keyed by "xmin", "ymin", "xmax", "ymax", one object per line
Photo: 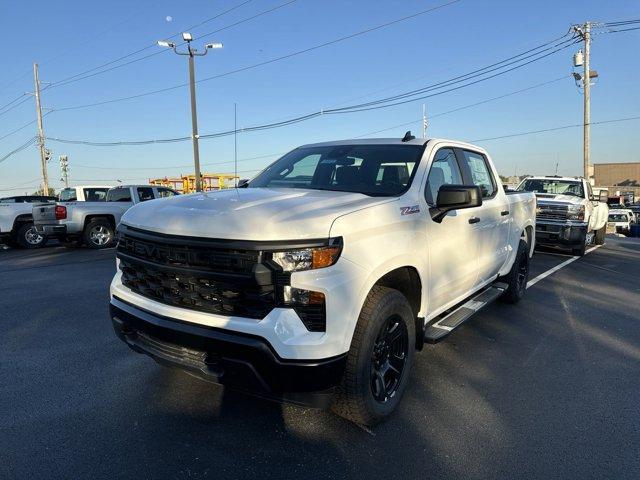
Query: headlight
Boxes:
[
  {"xmin": 271, "ymin": 242, "xmax": 342, "ymax": 272},
  {"xmin": 567, "ymin": 205, "xmax": 585, "ymax": 221}
]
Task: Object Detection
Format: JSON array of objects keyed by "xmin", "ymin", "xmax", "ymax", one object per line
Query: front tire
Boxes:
[
  {"xmin": 331, "ymin": 286, "xmax": 415, "ymax": 426},
  {"xmin": 571, "ymin": 230, "xmax": 587, "ymax": 257},
  {"xmin": 16, "ymin": 223, "xmax": 47, "ymax": 249},
  {"xmin": 500, "ymin": 238, "xmax": 529, "ymax": 304},
  {"xmin": 83, "ymin": 219, "xmax": 115, "ymax": 249}
]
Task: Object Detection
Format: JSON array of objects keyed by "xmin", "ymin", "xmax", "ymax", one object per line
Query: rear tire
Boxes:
[
  {"xmin": 331, "ymin": 286, "xmax": 415, "ymax": 427},
  {"xmin": 16, "ymin": 223, "xmax": 47, "ymax": 249},
  {"xmin": 594, "ymin": 225, "xmax": 606, "ymax": 245},
  {"xmin": 83, "ymin": 219, "xmax": 115, "ymax": 249},
  {"xmin": 499, "ymin": 239, "xmax": 529, "ymax": 304}
]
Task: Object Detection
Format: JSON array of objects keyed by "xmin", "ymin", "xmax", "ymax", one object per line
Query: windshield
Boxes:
[
  {"xmin": 249, "ymin": 144, "xmax": 424, "ymax": 196},
  {"xmin": 59, "ymin": 188, "xmax": 77, "ymax": 201},
  {"xmin": 609, "ymin": 214, "xmax": 628, "ymax": 222},
  {"xmin": 518, "ymin": 179, "xmax": 584, "ymax": 198}
]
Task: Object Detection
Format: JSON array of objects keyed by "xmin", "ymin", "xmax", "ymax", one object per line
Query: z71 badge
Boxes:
[{"xmin": 400, "ymin": 205, "xmax": 420, "ymax": 215}]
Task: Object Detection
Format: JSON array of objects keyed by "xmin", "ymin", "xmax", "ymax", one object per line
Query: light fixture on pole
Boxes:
[{"xmin": 157, "ymin": 33, "xmax": 223, "ymax": 192}]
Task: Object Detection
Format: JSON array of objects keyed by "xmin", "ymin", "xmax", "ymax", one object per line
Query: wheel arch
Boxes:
[
  {"xmin": 369, "ymin": 265, "xmax": 425, "ymax": 351},
  {"xmin": 12, "ymin": 214, "xmax": 33, "ymax": 233},
  {"xmin": 83, "ymin": 214, "xmax": 116, "ymax": 230}
]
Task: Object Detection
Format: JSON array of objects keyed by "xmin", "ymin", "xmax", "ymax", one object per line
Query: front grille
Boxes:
[
  {"xmin": 537, "ymin": 204, "xmax": 569, "ymax": 221},
  {"xmin": 119, "ymin": 258, "xmax": 275, "ymax": 318},
  {"xmin": 116, "ymin": 227, "xmax": 326, "ymax": 331}
]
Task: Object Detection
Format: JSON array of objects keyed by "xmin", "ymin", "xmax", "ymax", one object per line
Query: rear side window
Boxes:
[
  {"xmin": 137, "ymin": 187, "xmax": 154, "ymax": 202},
  {"xmin": 59, "ymin": 188, "xmax": 77, "ymax": 202},
  {"xmin": 106, "ymin": 188, "xmax": 132, "ymax": 202},
  {"xmin": 157, "ymin": 188, "xmax": 177, "ymax": 198},
  {"xmin": 425, "ymin": 148, "xmax": 463, "ymax": 205},
  {"xmin": 83, "ymin": 188, "xmax": 108, "ymax": 202},
  {"xmin": 461, "ymin": 150, "xmax": 496, "ymax": 198}
]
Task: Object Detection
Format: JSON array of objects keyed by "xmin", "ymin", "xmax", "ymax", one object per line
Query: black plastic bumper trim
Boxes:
[{"xmin": 110, "ymin": 296, "xmax": 346, "ymax": 407}]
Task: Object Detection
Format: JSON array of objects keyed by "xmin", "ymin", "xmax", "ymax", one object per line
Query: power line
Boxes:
[
  {"xmin": 0, "ymin": 93, "xmax": 28, "ymax": 113},
  {"xmin": 48, "ymin": 34, "xmax": 575, "ymax": 146},
  {"xmin": 74, "ymin": 152, "xmax": 283, "ymax": 170},
  {"xmin": 0, "ymin": 137, "xmax": 37, "ymax": 164},
  {"xmin": 0, "ymin": 178, "xmax": 42, "ymax": 192},
  {"xmin": 49, "ymin": 0, "xmax": 297, "ymax": 90},
  {"xmin": 330, "ymin": 34, "xmax": 575, "ymax": 112},
  {"xmin": 354, "ymin": 75, "xmax": 571, "ymax": 137},
  {"xmin": 48, "ymin": 0, "xmax": 256, "ymax": 88},
  {"xmin": 52, "ymin": 0, "xmax": 462, "ymax": 111},
  {"xmin": 0, "ymin": 96, "xmax": 31, "ymax": 118},
  {"xmin": 471, "ymin": 115, "xmax": 640, "ymax": 142}
]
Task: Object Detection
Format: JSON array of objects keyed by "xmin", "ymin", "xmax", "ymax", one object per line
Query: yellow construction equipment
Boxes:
[{"xmin": 149, "ymin": 173, "xmax": 239, "ymax": 194}]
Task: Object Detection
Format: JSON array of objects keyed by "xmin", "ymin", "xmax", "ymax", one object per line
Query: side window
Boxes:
[
  {"xmin": 84, "ymin": 188, "xmax": 107, "ymax": 202},
  {"xmin": 137, "ymin": 187, "xmax": 155, "ymax": 202},
  {"xmin": 106, "ymin": 188, "xmax": 132, "ymax": 202},
  {"xmin": 425, "ymin": 148, "xmax": 463, "ymax": 205},
  {"xmin": 461, "ymin": 150, "xmax": 496, "ymax": 198},
  {"xmin": 157, "ymin": 188, "xmax": 177, "ymax": 198},
  {"xmin": 586, "ymin": 183, "xmax": 593, "ymax": 200}
]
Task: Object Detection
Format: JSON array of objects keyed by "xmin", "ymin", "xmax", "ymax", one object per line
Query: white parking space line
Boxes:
[{"xmin": 527, "ymin": 244, "xmax": 603, "ymax": 289}]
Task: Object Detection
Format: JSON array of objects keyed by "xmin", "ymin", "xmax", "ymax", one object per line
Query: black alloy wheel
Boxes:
[{"xmin": 370, "ymin": 315, "xmax": 408, "ymax": 404}]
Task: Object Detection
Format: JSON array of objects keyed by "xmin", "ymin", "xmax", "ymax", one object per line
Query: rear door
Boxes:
[
  {"xmin": 424, "ymin": 147, "xmax": 480, "ymax": 311},
  {"xmin": 457, "ymin": 149, "xmax": 510, "ymax": 284}
]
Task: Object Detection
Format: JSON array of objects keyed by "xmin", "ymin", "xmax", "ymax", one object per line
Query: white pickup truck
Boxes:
[
  {"xmin": 33, "ymin": 184, "xmax": 178, "ymax": 249},
  {"xmin": 109, "ymin": 136, "xmax": 536, "ymax": 425},
  {"xmin": 0, "ymin": 195, "xmax": 56, "ymax": 248},
  {"xmin": 516, "ymin": 176, "xmax": 608, "ymax": 256}
]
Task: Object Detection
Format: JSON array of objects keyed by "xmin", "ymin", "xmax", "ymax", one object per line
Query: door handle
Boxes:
[
  {"xmin": 501, "ymin": 210, "xmax": 510, "ymax": 216},
  {"xmin": 468, "ymin": 217, "xmax": 481, "ymax": 224}
]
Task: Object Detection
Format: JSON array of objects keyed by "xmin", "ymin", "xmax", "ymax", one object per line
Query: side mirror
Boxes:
[
  {"xmin": 430, "ymin": 185, "xmax": 482, "ymax": 223},
  {"xmin": 237, "ymin": 179, "xmax": 250, "ymax": 188}
]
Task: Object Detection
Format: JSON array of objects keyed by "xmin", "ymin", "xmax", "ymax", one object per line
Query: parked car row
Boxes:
[{"xmin": 0, "ymin": 184, "xmax": 178, "ymax": 249}]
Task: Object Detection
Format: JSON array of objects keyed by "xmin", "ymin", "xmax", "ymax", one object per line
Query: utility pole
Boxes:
[
  {"xmin": 573, "ymin": 22, "xmax": 594, "ymax": 181},
  {"xmin": 59, "ymin": 155, "xmax": 69, "ymax": 188},
  {"xmin": 234, "ymin": 102, "xmax": 238, "ymax": 187},
  {"xmin": 582, "ymin": 22, "xmax": 591, "ymax": 182},
  {"xmin": 33, "ymin": 63, "xmax": 49, "ymax": 195},
  {"xmin": 158, "ymin": 34, "xmax": 223, "ymax": 192},
  {"xmin": 422, "ymin": 104, "xmax": 428, "ymax": 138}
]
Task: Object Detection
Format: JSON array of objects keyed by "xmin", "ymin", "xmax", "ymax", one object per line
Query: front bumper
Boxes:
[
  {"xmin": 110, "ymin": 297, "xmax": 347, "ymax": 407},
  {"xmin": 33, "ymin": 223, "xmax": 67, "ymax": 237},
  {"xmin": 535, "ymin": 220, "xmax": 587, "ymax": 247}
]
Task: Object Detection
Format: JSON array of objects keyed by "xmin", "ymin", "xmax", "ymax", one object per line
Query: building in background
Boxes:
[{"xmin": 594, "ymin": 162, "xmax": 640, "ymax": 203}]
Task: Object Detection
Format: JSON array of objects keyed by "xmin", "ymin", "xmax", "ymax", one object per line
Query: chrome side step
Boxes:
[{"xmin": 423, "ymin": 282, "xmax": 508, "ymax": 343}]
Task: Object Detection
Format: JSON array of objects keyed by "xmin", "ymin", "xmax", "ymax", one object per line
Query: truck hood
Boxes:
[
  {"xmin": 535, "ymin": 193, "xmax": 585, "ymax": 206},
  {"xmin": 121, "ymin": 187, "xmax": 392, "ymax": 240}
]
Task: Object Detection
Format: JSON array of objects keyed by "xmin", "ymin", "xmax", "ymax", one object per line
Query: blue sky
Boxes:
[{"xmin": 1, "ymin": 0, "xmax": 638, "ymax": 193}]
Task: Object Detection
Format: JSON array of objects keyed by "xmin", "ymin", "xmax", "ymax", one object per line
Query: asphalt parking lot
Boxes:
[{"xmin": 2, "ymin": 237, "xmax": 639, "ymax": 479}]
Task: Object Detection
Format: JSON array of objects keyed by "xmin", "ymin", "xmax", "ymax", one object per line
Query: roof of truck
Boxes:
[
  {"xmin": 298, "ymin": 137, "xmax": 485, "ymax": 150},
  {"xmin": 522, "ymin": 176, "xmax": 586, "ymax": 182},
  {"xmin": 64, "ymin": 185, "xmax": 113, "ymax": 189}
]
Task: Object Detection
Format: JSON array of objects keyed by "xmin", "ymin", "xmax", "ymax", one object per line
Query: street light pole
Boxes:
[
  {"xmin": 158, "ymin": 34, "xmax": 223, "ymax": 192},
  {"xmin": 187, "ymin": 50, "xmax": 202, "ymax": 192}
]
